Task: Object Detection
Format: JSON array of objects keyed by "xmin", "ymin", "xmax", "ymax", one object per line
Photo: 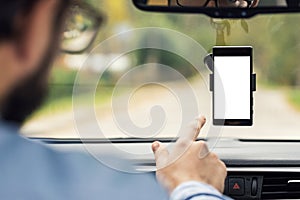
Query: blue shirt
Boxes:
[{"xmin": 0, "ymin": 120, "xmax": 231, "ymax": 200}]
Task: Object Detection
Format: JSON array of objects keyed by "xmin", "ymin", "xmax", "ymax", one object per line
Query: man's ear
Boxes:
[{"xmin": 13, "ymin": 0, "xmax": 58, "ymax": 75}]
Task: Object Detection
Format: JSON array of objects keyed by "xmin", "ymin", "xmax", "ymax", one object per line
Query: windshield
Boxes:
[{"xmin": 22, "ymin": 1, "xmax": 300, "ymax": 140}]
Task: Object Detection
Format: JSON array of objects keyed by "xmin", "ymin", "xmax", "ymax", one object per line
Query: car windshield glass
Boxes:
[{"xmin": 22, "ymin": 1, "xmax": 300, "ymax": 140}]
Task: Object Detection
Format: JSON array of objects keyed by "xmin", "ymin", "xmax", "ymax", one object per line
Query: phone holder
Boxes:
[{"xmin": 204, "ymin": 54, "xmax": 256, "ymax": 92}]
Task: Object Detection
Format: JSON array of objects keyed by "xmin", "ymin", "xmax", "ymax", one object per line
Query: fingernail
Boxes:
[
  {"xmin": 196, "ymin": 115, "xmax": 206, "ymax": 127},
  {"xmin": 152, "ymin": 141, "xmax": 160, "ymax": 152},
  {"xmin": 195, "ymin": 114, "xmax": 202, "ymax": 120},
  {"xmin": 196, "ymin": 115, "xmax": 206, "ymax": 120}
]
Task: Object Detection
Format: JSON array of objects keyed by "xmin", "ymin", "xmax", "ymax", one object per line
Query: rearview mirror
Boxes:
[{"xmin": 133, "ymin": 0, "xmax": 300, "ymax": 18}]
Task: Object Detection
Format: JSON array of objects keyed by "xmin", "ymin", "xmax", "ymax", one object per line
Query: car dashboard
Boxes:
[{"xmin": 31, "ymin": 137, "xmax": 300, "ymax": 200}]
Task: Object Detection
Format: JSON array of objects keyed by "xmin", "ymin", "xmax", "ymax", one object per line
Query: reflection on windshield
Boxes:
[
  {"xmin": 22, "ymin": 1, "xmax": 300, "ymax": 140},
  {"xmin": 146, "ymin": 0, "xmax": 291, "ymax": 7}
]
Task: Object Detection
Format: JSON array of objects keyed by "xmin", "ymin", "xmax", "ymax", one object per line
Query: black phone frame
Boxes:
[{"xmin": 209, "ymin": 46, "xmax": 256, "ymax": 126}]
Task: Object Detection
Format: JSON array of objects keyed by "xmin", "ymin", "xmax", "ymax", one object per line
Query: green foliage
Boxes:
[
  {"xmin": 266, "ymin": 15, "xmax": 300, "ymax": 86},
  {"xmin": 289, "ymin": 89, "xmax": 300, "ymax": 111},
  {"xmin": 78, "ymin": 1, "xmax": 300, "ymax": 87},
  {"xmin": 29, "ymin": 67, "xmax": 77, "ymax": 118},
  {"xmin": 47, "ymin": 67, "xmax": 77, "ymax": 102},
  {"xmin": 50, "ymin": 67, "xmax": 77, "ymax": 84},
  {"xmin": 216, "ymin": 15, "xmax": 300, "ymax": 87},
  {"xmin": 31, "ymin": 67, "xmax": 114, "ymax": 119},
  {"xmin": 37, "ymin": 3, "xmax": 300, "ymax": 118},
  {"xmin": 134, "ymin": 49, "xmax": 197, "ymax": 79}
]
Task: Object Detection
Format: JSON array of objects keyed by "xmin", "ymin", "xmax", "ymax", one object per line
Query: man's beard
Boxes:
[
  {"xmin": 1, "ymin": 49, "xmax": 54, "ymax": 125},
  {"xmin": 0, "ymin": 1, "xmax": 70, "ymax": 125}
]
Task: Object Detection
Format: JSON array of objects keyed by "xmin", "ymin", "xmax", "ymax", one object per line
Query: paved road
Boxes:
[{"xmin": 22, "ymin": 80, "xmax": 300, "ymax": 140}]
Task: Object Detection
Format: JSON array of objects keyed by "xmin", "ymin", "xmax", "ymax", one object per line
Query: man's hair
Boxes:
[
  {"xmin": 0, "ymin": 0, "xmax": 71, "ymax": 40},
  {"xmin": 0, "ymin": 1, "xmax": 39, "ymax": 40}
]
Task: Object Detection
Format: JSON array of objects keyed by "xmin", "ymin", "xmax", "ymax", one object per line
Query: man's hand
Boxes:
[
  {"xmin": 151, "ymin": 116, "xmax": 227, "ymax": 194},
  {"xmin": 178, "ymin": 0, "xmax": 259, "ymax": 8},
  {"xmin": 218, "ymin": 0, "xmax": 260, "ymax": 8}
]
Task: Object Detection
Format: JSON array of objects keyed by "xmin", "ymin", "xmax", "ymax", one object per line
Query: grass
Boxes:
[
  {"xmin": 29, "ymin": 65, "xmax": 300, "ymax": 122},
  {"xmin": 256, "ymin": 80, "xmax": 300, "ymax": 112},
  {"xmin": 288, "ymin": 89, "xmax": 300, "ymax": 111},
  {"xmin": 28, "ymin": 67, "xmax": 115, "ymax": 121},
  {"xmin": 29, "ymin": 86, "xmax": 114, "ymax": 121}
]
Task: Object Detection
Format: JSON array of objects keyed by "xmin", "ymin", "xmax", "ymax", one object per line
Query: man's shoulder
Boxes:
[{"xmin": 0, "ymin": 121, "xmax": 167, "ymax": 199}]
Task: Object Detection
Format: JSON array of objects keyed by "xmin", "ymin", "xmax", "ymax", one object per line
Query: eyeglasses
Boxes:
[{"xmin": 61, "ymin": 2, "xmax": 105, "ymax": 54}]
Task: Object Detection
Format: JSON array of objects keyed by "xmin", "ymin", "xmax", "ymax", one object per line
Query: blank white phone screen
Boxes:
[{"xmin": 214, "ymin": 56, "xmax": 250, "ymax": 119}]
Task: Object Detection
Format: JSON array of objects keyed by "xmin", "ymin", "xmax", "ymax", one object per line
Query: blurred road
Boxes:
[{"xmin": 22, "ymin": 80, "xmax": 300, "ymax": 140}]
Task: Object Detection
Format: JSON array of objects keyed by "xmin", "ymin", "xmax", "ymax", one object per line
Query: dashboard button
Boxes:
[
  {"xmin": 251, "ymin": 178, "xmax": 258, "ymax": 196},
  {"xmin": 229, "ymin": 178, "xmax": 245, "ymax": 196}
]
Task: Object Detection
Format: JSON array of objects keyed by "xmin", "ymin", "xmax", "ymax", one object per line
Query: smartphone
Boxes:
[{"xmin": 213, "ymin": 46, "xmax": 253, "ymax": 126}]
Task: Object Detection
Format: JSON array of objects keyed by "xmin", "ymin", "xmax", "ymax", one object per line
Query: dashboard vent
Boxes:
[{"xmin": 262, "ymin": 173, "xmax": 300, "ymax": 199}]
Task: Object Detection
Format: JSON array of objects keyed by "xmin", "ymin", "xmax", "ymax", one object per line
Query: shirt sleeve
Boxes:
[{"xmin": 170, "ymin": 181, "xmax": 233, "ymax": 200}]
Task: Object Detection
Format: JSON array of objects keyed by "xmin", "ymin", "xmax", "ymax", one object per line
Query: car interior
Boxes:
[{"xmin": 22, "ymin": 0, "xmax": 300, "ymax": 199}]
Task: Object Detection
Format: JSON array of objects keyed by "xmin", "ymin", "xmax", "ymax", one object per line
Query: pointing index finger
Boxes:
[{"xmin": 177, "ymin": 115, "xmax": 206, "ymax": 143}]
